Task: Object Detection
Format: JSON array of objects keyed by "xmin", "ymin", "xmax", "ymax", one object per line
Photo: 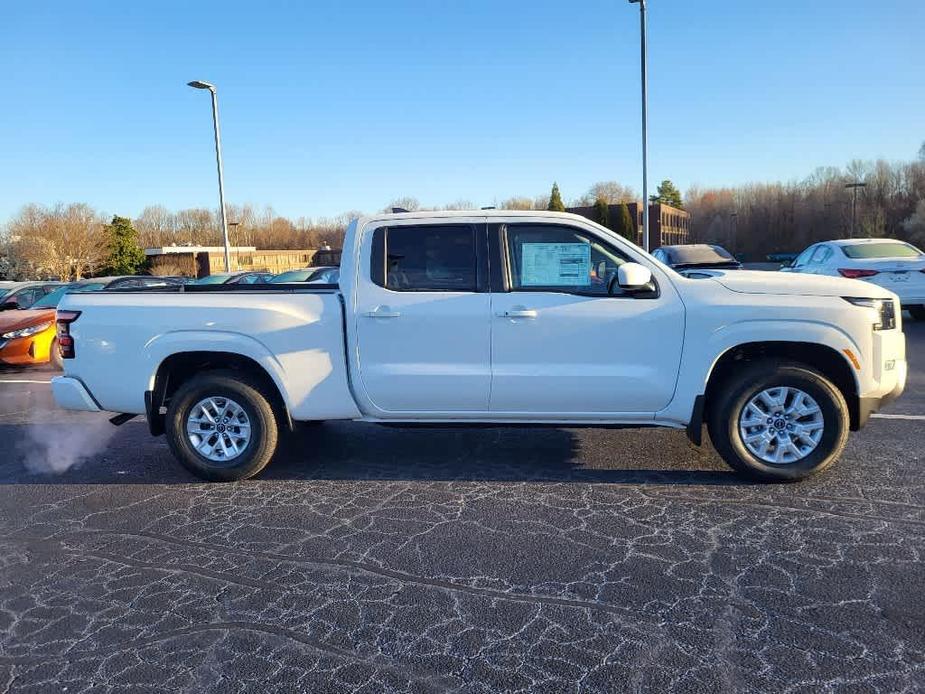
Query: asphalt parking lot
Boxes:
[{"xmin": 1, "ymin": 322, "xmax": 923, "ymax": 693}]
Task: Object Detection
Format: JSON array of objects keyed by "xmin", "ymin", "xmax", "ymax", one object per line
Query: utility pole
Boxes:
[
  {"xmin": 845, "ymin": 181, "xmax": 867, "ymax": 238},
  {"xmin": 730, "ymin": 212, "xmax": 738, "ymax": 254},
  {"xmin": 628, "ymin": 0, "xmax": 649, "ymax": 251}
]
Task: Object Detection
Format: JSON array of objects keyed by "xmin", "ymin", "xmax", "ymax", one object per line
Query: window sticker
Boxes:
[{"xmin": 520, "ymin": 243, "xmax": 591, "ymax": 286}]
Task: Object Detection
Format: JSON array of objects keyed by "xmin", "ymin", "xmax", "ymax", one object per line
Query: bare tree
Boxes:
[
  {"xmin": 383, "ymin": 197, "xmax": 420, "ymax": 213},
  {"xmin": 5, "ymin": 203, "xmax": 107, "ymax": 279},
  {"xmin": 574, "ymin": 181, "xmax": 637, "ymax": 206}
]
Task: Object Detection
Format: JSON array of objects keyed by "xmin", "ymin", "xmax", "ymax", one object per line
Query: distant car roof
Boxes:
[{"xmin": 659, "ymin": 244, "xmax": 737, "ymax": 265}]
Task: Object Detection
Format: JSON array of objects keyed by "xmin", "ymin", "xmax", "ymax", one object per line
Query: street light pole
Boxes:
[
  {"xmin": 188, "ymin": 80, "xmax": 231, "ymax": 272},
  {"xmin": 628, "ymin": 0, "xmax": 649, "ymax": 251},
  {"xmin": 844, "ymin": 182, "xmax": 867, "ymax": 239}
]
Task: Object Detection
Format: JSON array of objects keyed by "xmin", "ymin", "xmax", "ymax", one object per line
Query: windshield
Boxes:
[
  {"xmin": 669, "ymin": 245, "xmax": 737, "ymax": 265},
  {"xmin": 840, "ymin": 242, "xmax": 923, "ymax": 259},
  {"xmin": 30, "ymin": 285, "xmax": 73, "ymax": 309},
  {"xmin": 270, "ymin": 270, "xmax": 314, "ymax": 283},
  {"xmin": 194, "ymin": 274, "xmax": 233, "ymax": 285},
  {"xmin": 31, "ymin": 283, "xmax": 105, "ymax": 308}
]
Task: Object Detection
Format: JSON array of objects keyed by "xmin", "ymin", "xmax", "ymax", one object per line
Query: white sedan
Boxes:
[{"xmin": 785, "ymin": 238, "xmax": 925, "ymax": 320}]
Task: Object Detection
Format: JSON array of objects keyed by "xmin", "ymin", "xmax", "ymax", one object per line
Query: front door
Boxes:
[
  {"xmin": 355, "ymin": 221, "xmax": 491, "ymax": 413},
  {"xmin": 489, "ymin": 221, "xmax": 685, "ymax": 415}
]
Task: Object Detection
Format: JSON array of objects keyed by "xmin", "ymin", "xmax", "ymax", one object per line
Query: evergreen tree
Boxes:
[
  {"xmin": 649, "ymin": 179, "xmax": 683, "ymax": 208},
  {"xmin": 593, "ymin": 198, "xmax": 610, "ymax": 228},
  {"xmin": 614, "ymin": 202, "xmax": 636, "ymax": 243},
  {"xmin": 547, "ymin": 182, "xmax": 566, "ymax": 212},
  {"xmin": 103, "ymin": 215, "xmax": 146, "ymax": 275}
]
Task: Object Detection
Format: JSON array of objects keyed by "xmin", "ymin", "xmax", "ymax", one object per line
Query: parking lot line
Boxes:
[
  {"xmin": 871, "ymin": 413, "xmax": 925, "ymax": 421},
  {"xmin": 0, "ymin": 379, "xmax": 53, "ymax": 385}
]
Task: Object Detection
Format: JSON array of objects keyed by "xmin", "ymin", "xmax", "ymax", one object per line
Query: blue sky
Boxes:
[{"xmin": 1, "ymin": 0, "xmax": 922, "ymax": 222}]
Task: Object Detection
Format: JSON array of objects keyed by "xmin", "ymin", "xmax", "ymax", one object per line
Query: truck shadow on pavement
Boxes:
[{"xmin": 0, "ymin": 420, "xmax": 747, "ymax": 486}]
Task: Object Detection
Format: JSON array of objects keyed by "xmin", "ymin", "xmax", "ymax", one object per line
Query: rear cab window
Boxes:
[{"xmin": 372, "ymin": 224, "xmax": 482, "ymax": 292}]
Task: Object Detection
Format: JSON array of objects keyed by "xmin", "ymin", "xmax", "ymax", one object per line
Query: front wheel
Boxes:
[
  {"xmin": 708, "ymin": 361, "xmax": 849, "ymax": 482},
  {"xmin": 165, "ymin": 372, "xmax": 279, "ymax": 482},
  {"xmin": 909, "ymin": 305, "xmax": 925, "ymax": 321}
]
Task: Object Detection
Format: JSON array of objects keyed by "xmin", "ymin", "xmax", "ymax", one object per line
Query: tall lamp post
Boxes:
[
  {"xmin": 188, "ymin": 80, "xmax": 231, "ymax": 272},
  {"xmin": 628, "ymin": 0, "xmax": 649, "ymax": 251},
  {"xmin": 844, "ymin": 181, "xmax": 867, "ymax": 239}
]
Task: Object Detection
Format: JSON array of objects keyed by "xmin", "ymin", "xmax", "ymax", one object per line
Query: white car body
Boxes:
[
  {"xmin": 52, "ymin": 211, "xmax": 906, "ymax": 443},
  {"xmin": 784, "ymin": 238, "xmax": 925, "ymax": 309}
]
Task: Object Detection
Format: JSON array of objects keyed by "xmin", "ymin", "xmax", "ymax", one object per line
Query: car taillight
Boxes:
[
  {"xmin": 55, "ymin": 310, "xmax": 81, "ymax": 359},
  {"xmin": 838, "ymin": 269, "xmax": 880, "ymax": 279}
]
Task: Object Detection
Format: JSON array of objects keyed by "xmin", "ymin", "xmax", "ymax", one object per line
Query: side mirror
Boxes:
[
  {"xmin": 0, "ymin": 301, "xmax": 17, "ymax": 311},
  {"xmin": 615, "ymin": 262, "xmax": 653, "ymax": 291}
]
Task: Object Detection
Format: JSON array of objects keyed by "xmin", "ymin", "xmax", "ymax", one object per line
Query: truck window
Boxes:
[
  {"xmin": 372, "ymin": 224, "xmax": 479, "ymax": 292},
  {"xmin": 503, "ymin": 224, "xmax": 630, "ymax": 296}
]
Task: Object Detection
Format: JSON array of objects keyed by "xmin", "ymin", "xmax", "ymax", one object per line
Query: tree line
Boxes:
[
  {"xmin": 2, "ymin": 146, "xmax": 923, "ymax": 280},
  {"xmin": 685, "ymin": 146, "xmax": 925, "ymax": 258}
]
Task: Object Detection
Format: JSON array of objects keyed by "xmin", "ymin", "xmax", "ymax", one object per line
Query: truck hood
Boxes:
[
  {"xmin": 709, "ymin": 270, "xmax": 895, "ymax": 299},
  {"xmin": 0, "ymin": 308, "xmax": 55, "ymax": 334}
]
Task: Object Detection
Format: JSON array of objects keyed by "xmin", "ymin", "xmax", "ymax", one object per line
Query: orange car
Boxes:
[{"xmin": 0, "ymin": 283, "xmax": 101, "ymax": 368}]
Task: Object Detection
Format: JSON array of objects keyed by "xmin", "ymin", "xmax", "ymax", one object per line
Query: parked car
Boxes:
[
  {"xmin": 0, "ymin": 282, "xmax": 64, "ymax": 311},
  {"xmin": 193, "ymin": 272, "xmax": 274, "ymax": 285},
  {"xmin": 95, "ymin": 276, "xmax": 186, "ymax": 290},
  {"xmin": 270, "ymin": 266, "xmax": 340, "ymax": 284},
  {"xmin": 767, "ymin": 252, "xmax": 799, "ymax": 265},
  {"xmin": 652, "ymin": 244, "xmax": 742, "ymax": 272},
  {"xmin": 0, "ymin": 281, "xmax": 105, "ymax": 368},
  {"xmin": 783, "ymin": 238, "xmax": 925, "ymax": 320},
  {"xmin": 53, "ymin": 210, "xmax": 906, "ymax": 483}
]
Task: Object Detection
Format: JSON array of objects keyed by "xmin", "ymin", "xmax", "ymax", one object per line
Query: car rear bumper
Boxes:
[{"xmin": 51, "ymin": 376, "xmax": 101, "ymax": 412}]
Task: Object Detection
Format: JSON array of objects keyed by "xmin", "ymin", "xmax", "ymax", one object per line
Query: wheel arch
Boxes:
[
  {"xmin": 703, "ymin": 341, "xmax": 861, "ymax": 431},
  {"xmin": 146, "ymin": 350, "xmax": 291, "ymax": 436}
]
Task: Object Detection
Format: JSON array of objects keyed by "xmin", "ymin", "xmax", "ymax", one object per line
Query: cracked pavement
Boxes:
[{"xmin": 0, "ymin": 322, "xmax": 923, "ymax": 692}]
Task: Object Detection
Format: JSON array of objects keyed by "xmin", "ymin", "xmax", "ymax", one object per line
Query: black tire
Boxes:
[
  {"xmin": 909, "ymin": 305, "xmax": 925, "ymax": 321},
  {"xmin": 707, "ymin": 360, "xmax": 849, "ymax": 482},
  {"xmin": 165, "ymin": 371, "xmax": 279, "ymax": 482},
  {"xmin": 48, "ymin": 338, "xmax": 64, "ymax": 371}
]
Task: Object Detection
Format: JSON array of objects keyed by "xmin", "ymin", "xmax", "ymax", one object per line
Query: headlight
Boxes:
[
  {"xmin": 842, "ymin": 297, "xmax": 896, "ymax": 331},
  {"xmin": 1, "ymin": 321, "xmax": 53, "ymax": 340}
]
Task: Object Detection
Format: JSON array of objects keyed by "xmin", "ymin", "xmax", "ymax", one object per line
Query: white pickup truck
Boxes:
[{"xmin": 52, "ymin": 211, "xmax": 907, "ymax": 482}]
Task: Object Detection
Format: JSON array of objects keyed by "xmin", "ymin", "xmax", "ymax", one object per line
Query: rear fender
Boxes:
[{"xmin": 144, "ymin": 331, "xmax": 291, "ymax": 409}]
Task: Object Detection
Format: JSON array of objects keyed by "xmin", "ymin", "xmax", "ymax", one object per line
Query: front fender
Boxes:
[{"xmin": 658, "ymin": 319, "xmax": 863, "ymax": 426}]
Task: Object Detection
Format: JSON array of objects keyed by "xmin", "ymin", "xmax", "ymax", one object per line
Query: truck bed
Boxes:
[{"xmin": 57, "ymin": 285, "xmax": 362, "ymax": 421}]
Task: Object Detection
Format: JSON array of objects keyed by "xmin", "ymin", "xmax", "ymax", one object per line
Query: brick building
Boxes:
[
  {"xmin": 145, "ymin": 246, "xmax": 328, "ymax": 278},
  {"xmin": 567, "ymin": 202, "xmax": 690, "ymax": 249}
]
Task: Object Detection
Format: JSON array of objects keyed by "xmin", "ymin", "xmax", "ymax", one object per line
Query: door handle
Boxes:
[
  {"xmin": 365, "ymin": 306, "xmax": 401, "ymax": 318},
  {"xmin": 497, "ymin": 308, "xmax": 537, "ymax": 319}
]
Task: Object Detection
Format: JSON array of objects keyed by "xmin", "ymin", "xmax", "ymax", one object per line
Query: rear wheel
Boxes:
[
  {"xmin": 909, "ymin": 305, "xmax": 925, "ymax": 321},
  {"xmin": 165, "ymin": 372, "xmax": 279, "ymax": 482},
  {"xmin": 708, "ymin": 360, "xmax": 849, "ymax": 482}
]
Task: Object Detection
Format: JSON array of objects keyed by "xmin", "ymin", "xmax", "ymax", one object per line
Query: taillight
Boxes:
[
  {"xmin": 838, "ymin": 268, "xmax": 880, "ymax": 279},
  {"xmin": 55, "ymin": 310, "xmax": 81, "ymax": 359}
]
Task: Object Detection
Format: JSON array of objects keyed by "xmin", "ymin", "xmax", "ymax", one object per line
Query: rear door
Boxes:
[
  {"xmin": 489, "ymin": 220, "xmax": 685, "ymax": 415},
  {"xmin": 354, "ymin": 220, "xmax": 491, "ymax": 413}
]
